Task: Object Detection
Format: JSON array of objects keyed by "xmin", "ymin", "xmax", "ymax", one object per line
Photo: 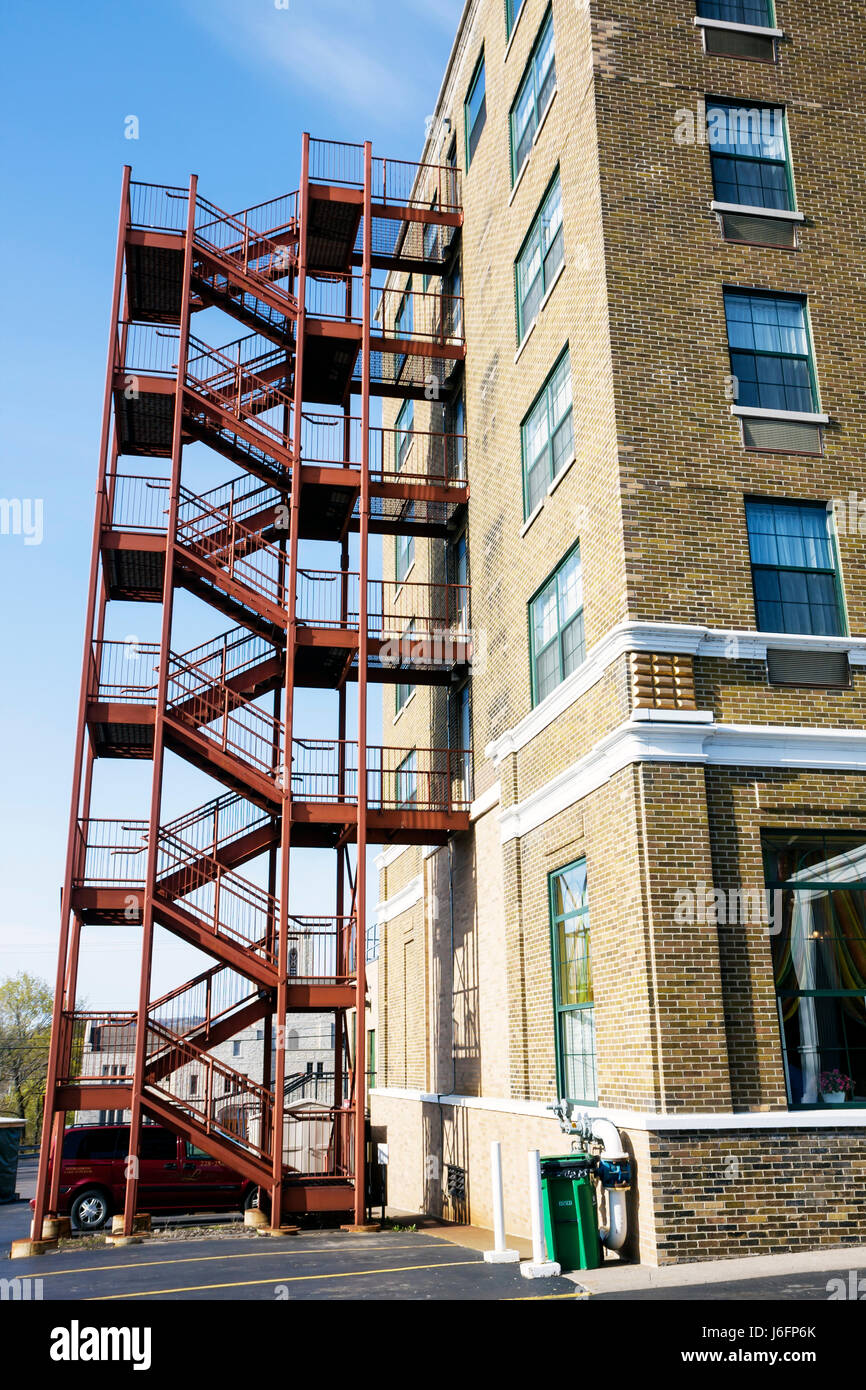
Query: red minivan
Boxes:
[{"xmin": 32, "ymin": 1123, "xmax": 258, "ymax": 1231}]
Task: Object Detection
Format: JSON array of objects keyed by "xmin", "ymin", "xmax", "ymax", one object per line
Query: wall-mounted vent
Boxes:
[
  {"xmin": 720, "ymin": 211, "xmax": 796, "ymax": 249},
  {"xmin": 446, "ymin": 1164, "xmax": 466, "ymax": 1201},
  {"xmin": 740, "ymin": 416, "xmax": 823, "ymax": 456},
  {"xmin": 703, "ymin": 27, "xmax": 776, "ymax": 62},
  {"xmin": 767, "ymin": 648, "xmax": 851, "ymax": 689}
]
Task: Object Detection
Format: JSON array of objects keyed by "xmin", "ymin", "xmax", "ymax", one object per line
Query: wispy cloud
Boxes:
[{"xmin": 183, "ymin": 0, "xmax": 459, "ymax": 122}]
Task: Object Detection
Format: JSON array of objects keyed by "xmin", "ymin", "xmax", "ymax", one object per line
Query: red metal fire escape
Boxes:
[{"xmin": 33, "ymin": 136, "xmax": 467, "ymax": 1234}]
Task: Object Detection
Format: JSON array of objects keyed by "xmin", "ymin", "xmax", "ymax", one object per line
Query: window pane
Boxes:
[
  {"xmin": 698, "ymin": 0, "xmax": 772, "ymax": 24},
  {"xmin": 531, "ymin": 544, "xmax": 583, "ymax": 702},
  {"xmin": 466, "ymin": 59, "xmax": 487, "ymax": 164},
  {"xmin": 559, "ymin": 1009, "xmax": 597, "ymax": 1102}
]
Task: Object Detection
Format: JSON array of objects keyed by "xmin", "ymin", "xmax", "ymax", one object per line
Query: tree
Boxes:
[{"xmin": 0, "ymin": 973, "xmax": 53, "ymax": 1142}]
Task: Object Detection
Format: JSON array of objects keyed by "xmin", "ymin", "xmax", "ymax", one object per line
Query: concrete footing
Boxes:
[
  {"xmin": 256, "ymin": 1225, "xmax": 300, "ymax": 1237},
  {"xmin": 41, "ymin": 1216, "xmax": 72, "ymax": 1240},
  {"xmin": 340, "ymin": 1223, "xmax": 382, "ymax": 1234},
  {"xmin": 11, "ymin": 1238, "xmax": 57, "ymax": 1259},
  {"xmin": 110, "ymin": 1214, "xmax": 152, "ymax": 1235},
  {"xmin": 483, "ymin": 1248, "xmax": 521, "ymax": 1264},
  {"xmin": 244, "ymin": 1207, "xmax": 270, "ymax": 1228},
  {"xmin": 105, "ymin": 1235, "xmax": 143, "ymax": 1247},
  {"xmin": 520, "ymin": 1259, "xmax": 562, "ymax": 1279}
]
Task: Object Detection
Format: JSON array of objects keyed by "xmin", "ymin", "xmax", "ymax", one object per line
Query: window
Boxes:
[
  {"xmin": 423, "ymin": 199, "xmax": 439, "ymax": 288},
  {"xmin": 510, "ymin": 9, "xmax": 556, "ymax": 181},
  {"xmin": 530, "ymin": 545, "xmax": 585, "ymax": 704},
  {"xmin": 396, "ymin": 750, "xmax": 418, "ymax": 807},
  {"xmin": 454, "ymin": 683, "xmax": 473, "ymax": 803},
  {"xmin": 506, "ymin": 0, "xmax": 526, "ymax": 37},
  {"xmin": 746, "ymin": 500, "xmax": 844, "ymax": 636},
  {"xmin": 697, "ymin": 0, "xmax": 773, "ymax": 25},
  {"xmin": 449, "ymin": 393, "xmax": 466, "ymax": 481},
  {"xmin": 522, "ymin": 347, "xmax": 574, "ymax": 516},
  {"xmin": 396, "ymin": 621, "xmax": 415, "ymax": 715},
  {"xmin": 515, "ymin": 172, "xmax": 564, "ymax": 342},
  {"xmin": 464, "ymin": 54, "xmax": 487, "ymax": 168},
  {"xmin": 189, "ymin": 1075, "xmax": 198, "ymax": 1096},
  {"xmin": 724, "ymin": 290, "xmax": 817, "ymax": 413},
  {"xmin": 232, "ymin": 1040, "xmax": 241, "ymax": 1057},
  {"xmin": 396, "ymin": 514, "xmax": 415, "ymax": 583},
  {"xmin": 764, "ymin": 832, "xmax": 866, "ymax": 1108},
  {"xmin": 708, "ymin": 101, "xmax": 791, "ymax": 210},
  {"xmin": 367, "ymin": 1028, "xmax": 377, "ymax": 1088},
  {"xmin": 451, "ymin": 529, "xmax": 469, "ymax": 632},
  {"xmin": 139, "ymin": 1128, "xmax": 178, "ymax": 1161},
  {"xmin": 447, "ymin": 262, "xmax": 463, "ymax": 340},
  {"xmin": 550, "ymin": 859, "xmax": 596, "ymax": 1104},
  {"xmin": 395, "ymin": 281, "xmax": 413, "ymax": 375},
  {"xmin": 395, "ymin": 399, "xmax": 414, "ymax": 473},
  {"xmin": 289, "ymin": 946, "xmax": 298, "ymax": 977}
]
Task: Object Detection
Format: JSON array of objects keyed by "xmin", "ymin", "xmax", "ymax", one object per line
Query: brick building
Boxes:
[{"xmin": 370, "ymin": 0, "xmax": 866, "ymax": 1263}]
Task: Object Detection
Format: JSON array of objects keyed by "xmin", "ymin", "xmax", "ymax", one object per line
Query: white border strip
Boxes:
[
  {"xmin": 499, "ymin": 716, "xmax": 866, "ymax": 843},
  {"xmin": 375, "ymin": 875, "xmax": 423, "ymax": 925},
  {"xmin": 369, "ymin": 1087, "xmax": 866, "ymax": 1131},
  {"xmin": 693, "ymin": 16, "xmax": 783, "ymax": 38},
  {"xmin": 711, "ymin": 200, "xmax": 804, "ymax": 223},
  {"xmin": 485, "ymin": 620, "xmax": 866, "ymax": 765}
]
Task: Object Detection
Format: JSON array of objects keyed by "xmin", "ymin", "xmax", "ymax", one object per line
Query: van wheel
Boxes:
[{"xmin": 70, "ymin": 1188, "xmax": 111, "ymax": 1232}]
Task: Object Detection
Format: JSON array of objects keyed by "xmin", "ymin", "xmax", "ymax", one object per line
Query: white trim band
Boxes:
[
  {"xmin": 375, "ymin": 875, "xmax": 423, "ymax": 925},
  {"xmin": 498, "ymin": 715, "xmax": 866, "ymax": 843},
  {"xmin": 369, "ymin": 1087, "xmax": 866, "ymax": 1130}
]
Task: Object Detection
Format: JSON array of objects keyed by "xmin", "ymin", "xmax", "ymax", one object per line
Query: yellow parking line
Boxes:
[
  {"xmin": 90, "ymin": 1257, "xmax": 478, "ymax": 1299},
  {"xmin": 506, "ymin": 1290, "xmax": 589, "ymax": 1300},
  {"xmin": 28, "ymin": 1239, "xmax": 442, "ymax": 1280}
]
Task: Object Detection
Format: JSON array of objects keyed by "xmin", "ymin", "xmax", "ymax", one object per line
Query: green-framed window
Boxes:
[
  {"xmin": 746, "ymin": 499, "xmax": 845, "ymax": 636},
  {"xmin": 515, "ymin": 171, "xmax": 563, "ymax": 342},
  {"xmin": 521, "ymin": 347, "xmax": 574, "ymax": 517},
  {"xmin": 395, "ymin": 279, "xmax": 413, "ymax": 375},
  {"xmin": 395, "ymin": 399, "xmax": 414, "ymax": 473},
  {"xmin": 510, "ymin": 8, "xmax": 556, "ymax": 182},
  {"xmin": 697, "ymin": 0, "xmax": 774, "ymax": 26},
  {"xmin": 396, "ymin": 621, "xmax": 415, "ymax": 715},
  {"xmin": 707, "ymin": 100, "xmax": 792, "ymax": 210},
  {"xmin": 764, "ymin": 831, "xmax": 866, "ymax": 1108},
  {"xmin": 464, "ymin": 53, "xmax": 487, "ymax": 169},
  {"xmin": 550, "ymin": 859, "xmax": 596, "ymax": 1104},
  {"xmin": 396, "ymin": 510, "xmax": 415, "ymax": 583},
  {"xmin": 396, "ymin": 749, "xmax": 418, "ymax": 807},
  {"xmin": 505, "ymin": 0, "xmax": 526, "ymax": 38},
  {"xmin": 529, "ymin": 544, "xmax": 585, "ymax": 705},
  {"xmin": 724, "ymin": 289, "xmax": 818, "ymax": 414}
]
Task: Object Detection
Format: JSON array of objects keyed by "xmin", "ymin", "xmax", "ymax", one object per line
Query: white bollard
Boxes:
[
  {"xmin": 483, "ymin": 1140, "xmax": 519, "ymax": 1264},
  {"xmin": 520, "ymin": 1148, "xmax": 561, "ymax": 1279}
]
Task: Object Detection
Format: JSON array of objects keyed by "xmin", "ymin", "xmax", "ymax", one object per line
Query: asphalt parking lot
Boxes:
[{"xmin": 7, "ymin": 1229, "xmax": 581, "ymax": 1301}]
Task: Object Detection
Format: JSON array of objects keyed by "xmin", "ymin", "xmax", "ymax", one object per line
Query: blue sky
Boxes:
[{"xmin": 0, "ymin": 0, "xmax": 463, "ymax": 1004}]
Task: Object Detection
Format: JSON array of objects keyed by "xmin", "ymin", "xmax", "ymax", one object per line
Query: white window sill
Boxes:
[
  {"xmin": 508, "ymin": 89, "xmax": 558, "ymax": 207},
  {"xmin": 393, "ymin": 689, "xmax": 416, "ymax": 725},
  {"xmin": 693, "ymin": 16, "xmax": 783, "ymax": 38},
  {"xmin": 514, "ymin": 258, "xmax": 565, "ymax": 363},
  {"xmin": 394, "ymin": 558, "xmax": 416, "ymax": 594},
  {"xmin": 731, "ymin": 405, "xmax": 829, "ymax": 424},
  {"xmin": 520, "ymin": 454, "xmax": 577, "ymax": 537},
  {"xmin": 711, "ymin": 200, "xmax": 804, "ymax": 223}
]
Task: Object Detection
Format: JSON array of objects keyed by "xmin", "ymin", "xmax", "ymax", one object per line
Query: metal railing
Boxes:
[
  {"xmin": 89, "ymin": 641, "xmax": 160, "ymax": 704},
  {"xmin": 305, "ymin": 276, "xmax": 464, "ymax": 345},
  {"xmin": 128, "ymin": 181, "xmax": 188, "ymax": 233},
  {"xmin": 73, "ymin": 819, "xmax": 149, "ymax": 888},
  {"xmin": 149, "ymin": 964, "xmax": 263, "ymax": 1046},
  {"xmin": 308, "ymin": 139, "xmax": 461, "ymax": 212},
  {"xmin": 295, "ymin": 570, "xmax": 470, "ymax": 643},
  {"xmin": 57, "ymin": 1012, "xmax": 137, "ymax": 1086},
  {"xmin": 288, "ymin": 740, "xmax": 471, "ymax": 811},
  {"xmin": 122, "ymin": 322, "xmax": 179, "ymax": 378},
  {"xmin": 104, "ymin": 472, "xmax": 171, "ymax": 533},
  {"xmin": 167, "ymin": 653, "xmax": 284, "ymax": 779},
  {"xmin": 176, "ymin": 485, "xmax": 287, "ymax": 611}
]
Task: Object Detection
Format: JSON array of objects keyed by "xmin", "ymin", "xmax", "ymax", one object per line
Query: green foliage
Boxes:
[{"xmin": 0, "ymin": 973, "xmax": 54, "ymax": 1142}]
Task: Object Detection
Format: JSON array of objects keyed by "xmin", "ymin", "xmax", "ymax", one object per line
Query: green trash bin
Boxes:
[{"xmin": 539, "ymin": 1154, "xmax": 601, "ymax": 1271}]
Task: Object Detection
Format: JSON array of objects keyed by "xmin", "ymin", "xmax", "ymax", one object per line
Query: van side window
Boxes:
[{"xmin": 139, "ymin": 1128, "xmax": 178, "ymax": 1161}]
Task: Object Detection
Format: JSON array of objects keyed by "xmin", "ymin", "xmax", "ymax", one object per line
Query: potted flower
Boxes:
[{"xmin": 819, "ymin": 1069, "xmax": 853, "ymax": 1104}]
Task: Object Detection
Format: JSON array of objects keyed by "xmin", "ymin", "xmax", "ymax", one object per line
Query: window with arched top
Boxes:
[{"xmin": 289, "ymin": 947, "xmax": 298, "ymax": 977}]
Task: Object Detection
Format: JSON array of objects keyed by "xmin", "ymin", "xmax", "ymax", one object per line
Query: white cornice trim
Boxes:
[
  {"xmin": 375, "ymin": 875, "xmax": 423, "ymax": 925},
  {"xmin": 485, "ymin": 621, "xmax": 866, "ymax": 766},
  {"xmin": 369, "ymin": 1088, "xmax": 866, "ymax": 1130},
  {"xmin": 711, "ymin": 200, "xmax": 804, "ymax": 223},
  {"xmin": 470, "ymin": 781, "xmax": 501, "ymax": 821},
  {"xmin": 693, "ymin": 16, "xmax": 783, "ymax": 38},
  {"xmin": 499, "ymin": 715, "xmax": 866, "ymax": 843},
  {"xmin": 375, "ymin": 843, "xmax": 411, "ymax": 872}
]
